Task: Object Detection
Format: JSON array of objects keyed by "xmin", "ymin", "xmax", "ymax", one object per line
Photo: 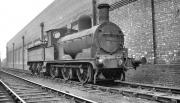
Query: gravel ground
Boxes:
[{"xmin": 3, "ymin": 69, "xmax": 158, "ymax": 103}]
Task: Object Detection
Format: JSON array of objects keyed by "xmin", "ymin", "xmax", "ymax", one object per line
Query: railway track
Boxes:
[
  {"xmin": 0, "ymin": 70, "xmax": 97, "ymax": 103},
  {"xmin": 0, "ymin": 79, "xmax": 25, "ymax": 103},
  {"xmin": 82, "ymin": 82, "xmax": 180, "ymax": 103},
  {"xmin": 113, "ymin": 80, "xmax": 180, "ymax": 103},
  {"xmin": 4, "ymin": 68, "xmax": 180, "ymax": 103},
  {"xmin": 115, "ymin": 80, "xmax": 180, "ymax": 94}
]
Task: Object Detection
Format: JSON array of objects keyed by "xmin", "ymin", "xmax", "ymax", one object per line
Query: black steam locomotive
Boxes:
[{"xmin": 27, "ymin": 4, "xmax": 146, "ymax": 84}]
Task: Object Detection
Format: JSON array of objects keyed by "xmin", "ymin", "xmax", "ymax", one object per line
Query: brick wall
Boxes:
[
  {"xmin": 126, "ymin": 64, "xmax": 180, "ymax": 87},
  {"xmin": 154, "ymin": 0, "xmax": 180, "ymax": 64},
  {"xmin": 100, "ymin": 0, "xmax": 180, "ymax": 64},
  {"xmin": 91, "ymin": 0, "xmax": 180, "ymax": 86},
  {"xmin": 109, "ymin": 0, "xmax": 153, "ymax": 63}
]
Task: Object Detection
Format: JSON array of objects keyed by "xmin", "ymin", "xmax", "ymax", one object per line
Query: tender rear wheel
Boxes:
[
  {"xmin": 36, "ymin": 63, "xmax": 42, "ymax": 75},
  {"xmin": 76, "ymin": 64, "xmax": 93, "ymax": 84},
  {"xmin": 50, "ymin": 66, "xmax": 59, "ymax": 78},
  {"xmin": 29, "ymin": 64, "xmax": 33, "ymax": 73},
  {"xmin": 61, "ymin": 68, "xmax": 73, "ymax": 80}
]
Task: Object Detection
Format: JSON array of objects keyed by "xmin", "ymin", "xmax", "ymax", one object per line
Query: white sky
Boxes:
[{"xmin": 0, "ymin": 0, "xmax": 54, "ymax": 60}]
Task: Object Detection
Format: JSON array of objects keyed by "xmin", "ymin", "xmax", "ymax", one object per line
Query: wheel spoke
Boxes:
[
  {"xmin": 76, "ymin": 64, "xmax": 93, "ymax": 84},
  {"xmin": 50, "ymin": 66, "xmax": 59, "ymax": 78},
  {"xmin": 36, "ymin": 63, "xmax": 42, "ymax": 75},
  {"xmin": 31, "ymin": 64, "xmax": 37, "ymax": 75},
  {"xmin": 61, "ymin": 68, "xmax": 73, "ymax": 80}
]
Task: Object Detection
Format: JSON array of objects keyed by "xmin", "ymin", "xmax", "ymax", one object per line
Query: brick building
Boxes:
[
  {"xmin": 100, "ymin": 0, "xmax": 180, "ymax": 64},
  {"xmin": 6, "ymin": 0, "xmax": 180, "ymax": 69}
]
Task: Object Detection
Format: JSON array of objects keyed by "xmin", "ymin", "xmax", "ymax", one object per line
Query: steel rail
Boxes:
[
  {"xmin": 0, "ymin": 79, "xmax": 26, "ymax": 103},
  {"xmin": 1, "ymin": 70, "xmax": 98, "ymax": 103},
  {"xmin": 4, "ymin": 68, "xmax": 180, "ymax": 103},
  {"xmin": 115, "ymin": 80, "xmax": 180, "ymax": 94},
  {"xmin": 81, "ymin": 82, "xmax": 180, "ymax": 103},
  {"xmin": 38, "ymin": 73, "xmax": 180, "ymax": 103}
]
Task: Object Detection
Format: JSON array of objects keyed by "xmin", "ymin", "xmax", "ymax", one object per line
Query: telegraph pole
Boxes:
[
  {"xmin": 13, "ymin": 43, "xmax": 15, "ymax": 68},
  {"xmin": 151, "ymin": 0, "xmax": 157, "ymax": 64},
  {"xmin": 22, "ymin": 36, "xmax": 25, "ymax": 70},
  {"xmin": 40, "ymin": 22, "xmax": 44, "ymax": 43},
  {"xmin": 40, "ymin": 22, "xmax": 45, "ymax": 61},
  {"xmin": 0, "ymin": 51, "xmax": 1, "ymax": 67},
  {"xmin": 6, "ymin": 46, "xmax": 8, "ymax": 67}
]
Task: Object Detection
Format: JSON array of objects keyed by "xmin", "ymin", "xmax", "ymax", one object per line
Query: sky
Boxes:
[{"xmin": 0, "ymin": 0, "xmax": 54, "ymax": 60}]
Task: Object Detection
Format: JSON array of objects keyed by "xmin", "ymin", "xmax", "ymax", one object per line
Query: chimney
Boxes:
[{"xmin": 98, "ymin": 3, "xmax": 110, "ymax": 24}]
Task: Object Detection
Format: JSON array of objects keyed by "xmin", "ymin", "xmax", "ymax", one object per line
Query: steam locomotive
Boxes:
[{"xmin": 27, "ymin": 4, "xmax": 146, "ymax": 84}]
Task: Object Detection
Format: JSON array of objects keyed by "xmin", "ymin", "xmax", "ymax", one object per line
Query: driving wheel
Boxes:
[
  {"xmin": 76, "ymin": 65, "xmax": 93, "ymax": 84},
  {"xmin": 50, "ymin": 66, "xmax": 59, "ymax": 78},
  {"xmin": 61, "ymin": 68, "xmax": 73, "ymax": 80}
]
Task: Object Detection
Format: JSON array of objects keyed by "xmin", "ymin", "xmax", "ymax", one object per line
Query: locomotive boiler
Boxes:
[{"xmin": 27, "ymin": 4, "xmax": 146, "ymax": 84}]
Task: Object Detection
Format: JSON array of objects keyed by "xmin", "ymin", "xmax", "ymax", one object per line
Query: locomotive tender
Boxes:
[{"xmin": 27, "ymin": 4, "xmax": 146, "ymax": 84}]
